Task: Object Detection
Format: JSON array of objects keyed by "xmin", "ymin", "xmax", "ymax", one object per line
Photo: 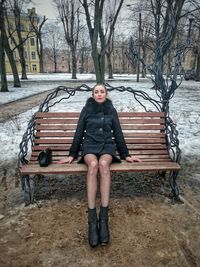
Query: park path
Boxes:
[
  {"xmin": 0, "ymin": 82, "xmax": 80, "ymax": 123},
  {"xmin": 0, "ymin": 89, "xmax": 55, "ymax": 123}
]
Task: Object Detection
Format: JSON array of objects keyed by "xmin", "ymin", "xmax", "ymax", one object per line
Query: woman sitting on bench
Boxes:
[{"xmin": 59, "ymin": 84, "xmax": 141, "ymax": 248}]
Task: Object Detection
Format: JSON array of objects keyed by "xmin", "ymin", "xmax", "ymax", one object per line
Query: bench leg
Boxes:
[
  {"xmin": 21, "ymin": 175, "xmax": 34, "ymax": 206},
  {"xmin": 169, "ymin": 171, "xmax": 184, "ymax": 204}
]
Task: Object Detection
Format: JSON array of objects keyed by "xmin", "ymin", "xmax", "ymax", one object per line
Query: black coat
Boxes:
[{"xmin": 69, "ymin": 97, "xmax": 130, "ymax": 162}]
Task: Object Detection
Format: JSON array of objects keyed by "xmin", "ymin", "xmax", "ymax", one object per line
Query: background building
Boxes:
[{"xmin": 5, "ymin": 8, "xmax": 40, "ymax": 74}]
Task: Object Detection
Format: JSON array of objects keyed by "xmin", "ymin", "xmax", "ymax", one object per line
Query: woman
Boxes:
[{"xmin": 59, "ymin": 84, "xmax": 141, "ymax": 247}]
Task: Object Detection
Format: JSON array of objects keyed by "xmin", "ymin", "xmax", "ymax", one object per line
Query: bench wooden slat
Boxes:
[
  {"xmin": 35, "ymin": 132, "xmax": 166, "ymax": 138},
  {"xmin": 35, "ymin": 118, "xmax": 165, "ymax": 125},
  {"xmin": 35, "ymin": 112, "xmax": 165, "ymax": 118},
  {"xmin": 35, "ymin": 112, "xmax": 80, "ymax": 118},
  {"xmin": 20, "ymin": 161, "xmax": 180, "ymax": 175},
  {"xmin": 36, "ymin": 119, "xmax": 79, "ymax": 124},
  {"xmin": 32, "ymin": 145, "xmax": 168, "ymax": 154},
  {"xmin": 35, "ymin": 125, "xmax": 166, "ymax": 131},
  {"xmin": 34, "ymin": 137, "xmax": 166, "ymax": 145},
  {"xmin": 118, "ymin": 112, "xmax": 165, "ymax": 117},
  {"xmin": 32, "ymin": 144, "xmax": 167, "ymax": 151},
  {"xmin": 31, "ymin": 148, "xmax": 168, "ymax": 156},
  {"xmin": 30, "ymin": 159, "xmax": 172, "ymax": 165},
  {"xmin": 30, "ymin": 154, "xmax": 170, "ymax": 163}
]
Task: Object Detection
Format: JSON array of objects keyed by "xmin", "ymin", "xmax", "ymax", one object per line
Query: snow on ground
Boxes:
[
  {"xmin": 1, "ymin": 73, "xmax": 145, "ymax": 105},
  {"xmin": 0, "ymin": 74, "xmax": 200, "ymax": 175}
]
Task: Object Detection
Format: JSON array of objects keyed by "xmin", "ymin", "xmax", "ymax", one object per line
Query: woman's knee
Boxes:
[
  {"xmin": 87, "ymin": 160, "xmax": 98, "ymax": 174},
  {"xmin": 99, "ymin": 159, "xmax": 110, "ymax": 174}
]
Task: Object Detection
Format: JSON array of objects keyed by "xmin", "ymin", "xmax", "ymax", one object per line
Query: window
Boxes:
[
  {"xmin": 10, "ymin": 23, "xmax": 14, "ymax": 31},
  {"xmin": 30, "ymin": 38, "xmax": 35, "ymax": 46},
  {"xmin": 29, "ymin": 24, "xmax": 33, "ymax": 32},
  {"xmin": 22, "ymin": 38, "xmax": 26, "ymax": 45},
  {"xmin": 32, "ymin": 64, "xmax": 37, "ymax": 71},
  {"xmin": 20, "ymin": 24, "xmax": 25, "ymax": 31},
  {"xmin": 24, "ymin": 51, "xmax": 28, "ymax": 59},
  {"xmin": 31, "ymin": 51, "xmax": 36, "ymax": 59}
]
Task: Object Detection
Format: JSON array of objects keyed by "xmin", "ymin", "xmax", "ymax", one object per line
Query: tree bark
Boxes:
[
  {"xmin": 196, "ymin": 51, "xmax": 200, "ymax": 81},
  {"xmin": 0, "ymin": 0, "xmax": 8, "ymax": 92},
  {"xmin": 38, "ymin": 37, "xmax": 44, "ymax": 73},
  {"xmin": 71, "ymin": 45, "xmax": 77, "ymax": 79},
  {"xmin": 0, "ymin": 35, "xmax": 8, "ymax": 92},
  {"xmin": 4, "ymin": 31, "xmax": 21, "ymax": 87},
  {"xmin": 106, "ymin": 51, "xmax": 113, "ymax": 79},
  {"xmin": 13, "ymin": 4, "xmax": 27, "ymax": 80}
]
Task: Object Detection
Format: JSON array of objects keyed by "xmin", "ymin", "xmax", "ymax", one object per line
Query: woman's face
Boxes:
[{"xmin": 93, "ymin": 85, "xmax": 107, "ymax": 103}]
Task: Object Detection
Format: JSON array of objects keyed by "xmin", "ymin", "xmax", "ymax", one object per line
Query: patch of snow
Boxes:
[{"xmin": 0, "ymin": 74, "xmax": 199, "ymax": 176}]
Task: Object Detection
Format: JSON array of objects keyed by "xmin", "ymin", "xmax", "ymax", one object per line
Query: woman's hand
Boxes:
[
  {"xmin": 125, "ymin": 155, "xmax": 142, "ymax": 162},
  {"xmin": 57, "ymin": 156, "xmax": 74, "ymax": 164}
]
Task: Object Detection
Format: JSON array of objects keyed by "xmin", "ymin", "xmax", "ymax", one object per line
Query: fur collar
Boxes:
[{"xmin": 85, "ymin": 97, "xmax": 114, "ymax": 115}]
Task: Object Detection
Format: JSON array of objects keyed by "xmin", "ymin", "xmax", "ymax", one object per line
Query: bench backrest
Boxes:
[{"xmin": 30, "ymin": 112, "xmax": 169, "ymax": 163}]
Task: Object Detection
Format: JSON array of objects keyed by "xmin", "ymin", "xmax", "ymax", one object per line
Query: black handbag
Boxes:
[{"xmin": 38, "ymin": 148, "xmax": 52, "ymax": 167}]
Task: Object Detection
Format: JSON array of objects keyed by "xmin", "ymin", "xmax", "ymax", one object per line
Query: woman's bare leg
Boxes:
[
  {"xmin": 98, "ymin": 154, "xmax": 113, "ymax": 207},
  {"xmin": 84, "ymin": 154, "xmax": 99, "ymax": 209}
]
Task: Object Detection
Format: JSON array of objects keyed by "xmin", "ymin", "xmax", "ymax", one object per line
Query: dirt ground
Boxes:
[{"xmin": 0, "ymin": 87, "xmax": 200, "ymax": 267}]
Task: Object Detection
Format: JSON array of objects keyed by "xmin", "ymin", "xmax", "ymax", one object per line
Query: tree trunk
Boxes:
[
  {"xmin": 53, "ymin": 47, "xmax": 57, "ymax": 73},
  {"xmin": 14, "ymin": 5, "xmax": 27, "ymax": 80},
  {"xmin": 196, "ymin": 50, "xmax": 200, "ymax": 81},
  {"xmin": 141, "ymin": 45, "xmax": 146, "ymax": 78},
  {"xmin": 0, "ymin": 2, "xmax": 8, "ymax": 92},
  {"xmin": 39, "ymin": 40, "xmax": 44, "ymax": 73},
  {"xmin": 18, "ymin": 45, "xmax": 27, "ymax": 79},
  {"xmin": 92, "ymin": 48, "xmax": 105, "ymax": 83},
  {"xmin": 71, "ymin": 45, "xmax": 77, "ymax": 79},
  {"xmin": 80, "ymin": 47, "xmax": 84, "ymax": 74},
  {"xmin": 0, "ymin": 34, "xmax": 8, "ymax": 92},
  {"xmin": 37, "ymin": 35, "xmax": 44, "ymax": 73},
  {"xmin": 4, "ymin": 32, "xmax": 21, "ymax": 87},
  {"xmin": 106, "ymin": 52, "xmax": 113, "ymax": 79}
]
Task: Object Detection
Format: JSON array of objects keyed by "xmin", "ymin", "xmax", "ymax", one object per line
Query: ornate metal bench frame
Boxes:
[{"xmin": 18, "ymin": 83, "xmax": 181, "ymax": 205}]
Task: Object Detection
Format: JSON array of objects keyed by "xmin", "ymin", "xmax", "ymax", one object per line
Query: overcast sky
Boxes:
[
  {"xmin": 30, "ymin": 0, "xmax": 137, "ymax": 20},
  {"xmin": 31, "ymin": 0, "xmax": 58, "ymax": 20}
]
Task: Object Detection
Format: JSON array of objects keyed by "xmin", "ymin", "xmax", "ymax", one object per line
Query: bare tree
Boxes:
[
  {"xmin": 126, "ymin": 0, "xmax": 199, "ymax": 108},
  {"xmin": 55, "ymin": 0, "xmax": 81, "ymax": 79},
  {"xmin": 4, "ymin": 0, "xmax": 34, "ymax": 85},
  {"xmin": 195, "ymin": 27, "xmax": 200, "ymax": 81},
  {"xmin": 104, "ymin": 0, "xmax": 123, "ymax": 79},
  {"xmin": 80, "ymin": 0, "xmax": 124, "ymax": 83},
  {"xmin": 29, "ymin": 12, "xmax": 48, "ymax": 73},
  {"xmin": 76, "ymin": 25, "xmax": 91, "ymax": 73},
  {"xmin": 4, "ymin": 27, "xmax": 21, "ymax": 87},
  {"xmin": 7, "ymin": 0, "xmax": 32, "ymax": 79},
  {"xmin": 42, "ymin": 21, "xmax": 67, "ymax": 73},
  {"xmin": 0, "ymin": 0, "xmax": 8, "ymax": 92},
  {"xmin": 189, "ymin": 7, "xmax": 200, "ymax": 81}
]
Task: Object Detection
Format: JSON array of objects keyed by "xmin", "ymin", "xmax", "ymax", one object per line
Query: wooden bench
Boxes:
[{"xmin": 19, "ymin": 111, "xmax": 181, "ymax": 204}]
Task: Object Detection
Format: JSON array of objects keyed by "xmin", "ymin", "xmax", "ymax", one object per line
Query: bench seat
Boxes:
[
  {"xmin": 20, "ymin": 111, "xmax": 180, "ymax": 176},
  {"xmin": 20, "ymin": 160, "xmax": 180, "ymax": 175}
]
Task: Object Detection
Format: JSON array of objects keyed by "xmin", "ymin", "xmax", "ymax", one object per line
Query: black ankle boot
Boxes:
[
  {"xmin": 88, "ymin": 208, "xmax": 99, "ymax": 248},
  {"xmin": 99, "ymin": 206, "xmax": 110, "ymax": 245}
]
